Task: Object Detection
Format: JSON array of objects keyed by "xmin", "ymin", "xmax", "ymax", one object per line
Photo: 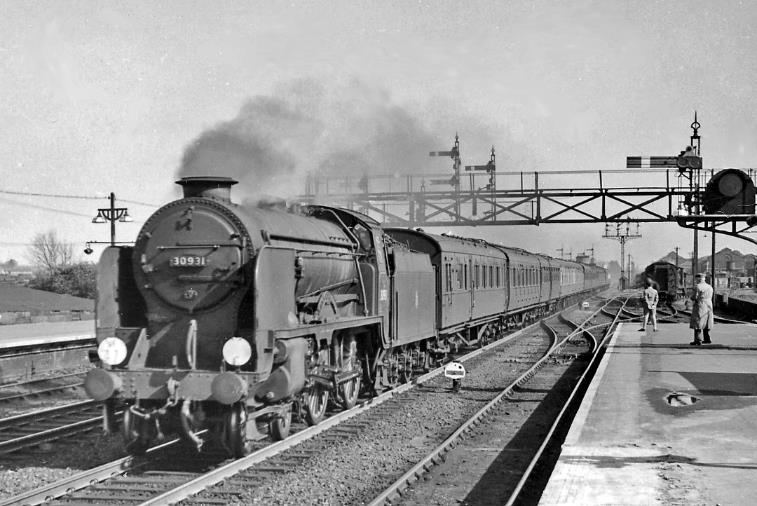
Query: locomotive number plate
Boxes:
[{"xmin": 169, "ymin": 255, "xmax": 207, "ymax": 267}]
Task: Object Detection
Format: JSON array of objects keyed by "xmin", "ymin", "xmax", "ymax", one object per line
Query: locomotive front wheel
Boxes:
[
  {"xmin": 122, "ymin": 407, "xmax": 150, "ymax": 456},
  {"xmin": 269, "ymin": 404, "xmax": 292, "ymax": 441},
  {"xmin": 335, "ymin": 336, "xmax": 361, "ymax": 410},
  {"xmin": 225, "ymin": 402, "xmax": 253, "ymax": 457},
  {"xmin": 102, "ymin": 398, "xmax": 119, "ymax": 434},
  {"xmin": 303, "ymin": 384, "xmax": 329, "ymax": 426}
]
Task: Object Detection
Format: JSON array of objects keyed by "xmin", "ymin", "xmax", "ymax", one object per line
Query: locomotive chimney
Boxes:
[{"xmin": 176, "ymin": 176, "xmax": 238, "ymax": 203}]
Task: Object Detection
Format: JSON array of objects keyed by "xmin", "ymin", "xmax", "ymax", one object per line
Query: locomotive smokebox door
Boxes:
[{"xmin": 444, "ymin": 361, "xmax": 466, "ymax": 392}]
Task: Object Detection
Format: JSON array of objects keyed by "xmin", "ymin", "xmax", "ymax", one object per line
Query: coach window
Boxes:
[
  {"xmin": 496, "ymin": 266, "xmax": 500, "ymax": 287},
  {"xmin": 458, "ymin": 264, "xmax": 463, "ymax": 289},
  {"xmin": 475, "ymin": 265, "xmax": 480, "ymax": 288},
  {"xmin": 464, "ymin": 264, "xmax": 468, "ymax": 289}
]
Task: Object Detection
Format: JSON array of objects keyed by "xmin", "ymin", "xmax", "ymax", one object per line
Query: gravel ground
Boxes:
[
  {"xmin": 398, "ymin": 346, "xmax": 587, "ymax": 506},
  {"xmin": 185, "ymin": 334, "xmax": 551, "ymax": 506},
  {"xmin": 0, "ymin": 432, "xmax": 126, "ymax": 501}
]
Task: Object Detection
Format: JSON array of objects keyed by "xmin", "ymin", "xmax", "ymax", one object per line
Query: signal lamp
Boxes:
[{"xmin": 703, "ymin": 169, "xmax": 756, "ymax": 215}]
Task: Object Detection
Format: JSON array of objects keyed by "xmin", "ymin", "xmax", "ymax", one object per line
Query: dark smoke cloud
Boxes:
[
  {"xmin": 178, "ymin": 78, "xmax": 504, "ymax": 203},
  {"xmin": 179, "ymin": 90, "xmax": 321, "ymax": 195}
]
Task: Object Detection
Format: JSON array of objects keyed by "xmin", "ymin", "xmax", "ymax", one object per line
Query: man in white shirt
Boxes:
[{"xmin": 640, "ymin": 278, "xmax": 659, "ymax": 332}]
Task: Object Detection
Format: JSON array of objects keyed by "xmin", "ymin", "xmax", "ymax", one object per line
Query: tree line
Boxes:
[{"xmin": 25, "ymin": 231, "xmax": 96, "ymax": 299}]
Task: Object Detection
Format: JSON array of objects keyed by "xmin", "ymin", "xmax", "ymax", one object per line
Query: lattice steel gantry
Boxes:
[{"xmin": 301, "ymin": 122, "xmax": 757, "ymax": 246}]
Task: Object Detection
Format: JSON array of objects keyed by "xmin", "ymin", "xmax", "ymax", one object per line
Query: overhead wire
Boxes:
[
  {"xmin": 0, "ymin": 196, "xmax": 94, "ymax": 218},
  {"xmin": 0, "ymin": 188, "xmax": 160, "ymax": 207}
]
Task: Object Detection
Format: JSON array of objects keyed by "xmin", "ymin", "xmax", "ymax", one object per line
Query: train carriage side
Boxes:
[
  {"xmin": 385, "ymin": 229, "xmax": 508, "ymax": 334},
  {"xmin": 536, "ymin": 254, "xmax": 552, "ymax": 305},
  {"xmin": 584, "ymin": 264, "xmax": 594, "ymax": 291},
  {"xmin": 554, "ymin": 258, "xmax": 581, "ymax": 298},
  {"xmin": 491, "ymin": 246, "xmax": 543, "ymax": 324},
  {"xmin": 546, "ymin": 256, "xmax": 561, "ymax": 302},
  {"xmin": 586, "ymin": 263, "xmax": 609, "ymax": 291}
]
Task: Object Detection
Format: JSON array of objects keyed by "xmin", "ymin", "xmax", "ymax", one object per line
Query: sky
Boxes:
[{"xmin": 2, "ymin": 0, "xmax": 757, "ymax": 272}]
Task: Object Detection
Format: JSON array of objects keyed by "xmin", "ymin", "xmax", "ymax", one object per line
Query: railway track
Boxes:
[
  {"xmin": 0, "ymin": 373, "xmax": 86, "ymax": 404},
  {"xmin": 4, "ymin": 297, "xmax": 625, "ymax": 506},
  {"xmin": 3, "ymin": 305, "xmax": 558, "ymax": 505},
  {"xmin": 0, "ymin": 400, "xmax": 109, "ymax": 456},
  {"xmin": 370, "ymin": 296, "xmax": 626, "ymax": 506}
]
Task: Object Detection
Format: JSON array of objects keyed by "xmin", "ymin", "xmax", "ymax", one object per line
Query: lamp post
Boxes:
[{"xmin": 92, "ymin": 192, "xmax": 132, "ymax": 246}]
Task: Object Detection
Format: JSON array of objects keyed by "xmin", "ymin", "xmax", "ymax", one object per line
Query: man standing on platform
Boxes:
[
  {"xmin": 640, "ymin": 278, "xmax": 659, "ymax": 331},
  {"xmin": 690, "ymin": 273, "xmax": 714, "ymax": 345}
]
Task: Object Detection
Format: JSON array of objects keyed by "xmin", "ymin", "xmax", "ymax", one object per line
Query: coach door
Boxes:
[{"xmin": 469, "ymin": 258, "xmax": 475, "ymax": 319}]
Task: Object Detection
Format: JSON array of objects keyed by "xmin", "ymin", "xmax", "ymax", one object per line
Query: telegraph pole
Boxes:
[{"xmin": 603, "ymin": 220, "xmax": 642, "ymax": 290}]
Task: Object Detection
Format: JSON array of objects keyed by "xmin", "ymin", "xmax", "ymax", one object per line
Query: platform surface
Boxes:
[
  {"xmin": 540, "ymin": 320, "xmax": 757, "ymax": 505},
  {"xmin": 0, "ymin": 320, "xmax": 95, "ymax": 349}
]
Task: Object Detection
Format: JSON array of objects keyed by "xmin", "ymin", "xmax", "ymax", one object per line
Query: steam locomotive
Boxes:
[{"xmin": 84, "ymin": 176, "xmax": 608, "ymax": 457}]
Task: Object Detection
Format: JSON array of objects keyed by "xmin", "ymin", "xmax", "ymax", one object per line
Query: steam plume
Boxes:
[{"xmin": 177, "ymin": 79, "xmax": 454, "ymax": 202}]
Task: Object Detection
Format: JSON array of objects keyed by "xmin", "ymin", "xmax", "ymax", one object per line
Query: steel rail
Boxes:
[
  {"xmin": 0, "ymin": 400, "xmax": 106, "ymax": 455},
  {"xmin": 503, "ymin": 296, "xmax": 628, "ymax": 506},
  {"xmin": 0, "ymin": 372, "xmax": 85, "ymax": 392},
  {"xmin": 0, "ymin": 438, "xmax": 184, "ymax": 506},
  {"xmin": 0, "ymin": 399, "xmax": 96, "ymax": 428},
  {"xmin": 0, "ymin": 382, "xmax": 85, "ymax": 403},
  {"xmin": 367, "ymin": 302, "xmax": 604, "ymax": 506}
]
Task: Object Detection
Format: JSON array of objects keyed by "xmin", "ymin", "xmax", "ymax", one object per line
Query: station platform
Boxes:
[
  {"xmin": 540, "ymin": 320, "xmax": 757, "ymax": 505},
  {"xmin": 0, "ymin": 320, "xmax": 95, "ymax": 350}
]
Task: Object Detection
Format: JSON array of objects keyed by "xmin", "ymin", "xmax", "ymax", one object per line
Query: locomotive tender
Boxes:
[
  {"xmin": 643, "ymin": 261, "xmax": 686, "ymax": 302},
  {"xmin": 84, "ymin": 176, "xmax": 608, "ymax": 456}
]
